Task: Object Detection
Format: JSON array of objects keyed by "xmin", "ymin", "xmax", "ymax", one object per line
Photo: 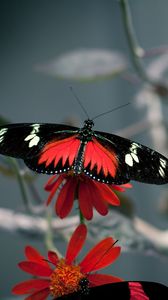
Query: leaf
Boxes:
[
  {"xmin": 35, "ymin": 48, "xmax": 127, "ymax": 81},
  {"xmin": 0, "ymin": 115, "xmax": 10, "ymax": 125}
]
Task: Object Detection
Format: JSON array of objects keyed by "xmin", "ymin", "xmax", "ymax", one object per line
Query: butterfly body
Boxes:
[
  {"xmin": 0, "ymin": 120, "xmax": 168, "ymax": 185},
  {"xmin": 79, "ymin": 278, "xmax": 90, "ymax": 296}
]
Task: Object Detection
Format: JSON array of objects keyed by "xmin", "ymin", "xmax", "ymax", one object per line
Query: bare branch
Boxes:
[
  {"xmin": 0, "ymin": 208, "xmax": 79, "ymax": 237},
  {"xmin": 134, "ymin": 217, "xmax": 168, "ymax": 248},
  {"xmin": 0, "ymin": 208, "xmax": 168, "ymax": 253}
]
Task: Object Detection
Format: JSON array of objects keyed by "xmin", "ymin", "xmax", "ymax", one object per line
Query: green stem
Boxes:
[
  {"xmin": 45, "ymin": 209, "xmax": 56, "ymax": 250},
  {"xmin": 8, "ymin": 157, "xmax": 31, "ymax": 212},
  {"xmin": 79, "ymin": 209, "xmax": 85, "ymax": 224},
  {"xmin": 119, "ymin": 0, "xmax": 156, "ymax": 85},
  {"xmin": 45, "ymin": 209, "xmax": 62, "ymax": 257}
]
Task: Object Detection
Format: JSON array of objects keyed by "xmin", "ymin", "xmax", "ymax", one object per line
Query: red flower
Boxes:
[
  {"xmin": 44, "ymin": 173, "xmax": 132, "ymax": 220},
  {"xmin": 12, "ymin": 224, "xmax": 122, "ymax": 300}
]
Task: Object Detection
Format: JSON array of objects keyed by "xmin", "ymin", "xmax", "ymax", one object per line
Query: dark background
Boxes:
[{"xmin": 0, "ymin": 0, "xmax": 168, "ymax": 298}]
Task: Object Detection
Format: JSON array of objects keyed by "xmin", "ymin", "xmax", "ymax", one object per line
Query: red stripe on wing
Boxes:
[
  {"xmin": 84, "ymin": 137, "xmax": 118, "ymax": 177},
  {"xmin": 129, "ymin": 282, "xmax": 150, "ymax": 300},
  {"xmin": 38, "ymin": 136, "xmax": 80, "ymax": 168}
]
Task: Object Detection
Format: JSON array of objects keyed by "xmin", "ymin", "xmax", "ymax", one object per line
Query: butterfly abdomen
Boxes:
[
  {"xmin": 73, "ymin": 140, "xmax": 87, "ymax": 175},
  {"xmin": 72, "ymin": 120, "xmax": 94, "ymax": 175}
]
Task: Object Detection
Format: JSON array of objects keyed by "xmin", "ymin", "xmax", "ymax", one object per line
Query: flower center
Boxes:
[{"xmin": 49, "ymin": 259, "xmax": 86, "ymax": 298}]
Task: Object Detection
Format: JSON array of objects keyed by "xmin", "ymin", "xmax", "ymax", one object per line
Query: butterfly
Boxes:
[
  {"xmin": 65, "ymin": 281, "xmax": 168, "ymax": 300},
  {"xmin": 0, "ymin": 120, "xmax": 168, "ymax": 185}
]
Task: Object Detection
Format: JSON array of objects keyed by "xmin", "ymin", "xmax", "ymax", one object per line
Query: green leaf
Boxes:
[
  {"xmin": 0, "ymin": 115, "xmax": 10, "ymax": 125},
  {"xmin": 36, "ymin": 48, "xmax": 127, "ymax": 81}
]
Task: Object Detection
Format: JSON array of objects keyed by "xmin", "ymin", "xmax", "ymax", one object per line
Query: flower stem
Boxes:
[
  {"xmin": 79, "ymin": 209, "xmax": 85, "ymax": 224},
  {"xmin": 8, "ymin": 157, "xmax": 31, "ymax": 212},
  {"xmin": 119, "ymin": 0, "xmax": 155, "ymax": 85},
  {"xmin": 45, "ymin": 208, "xmax": 62, "ymax": 257},
  {"xmin": 45, "ymin": 208, "xmax": 56, "ymax": 250}
]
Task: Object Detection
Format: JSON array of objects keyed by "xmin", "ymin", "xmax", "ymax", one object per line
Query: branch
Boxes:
[
  {"xmin": 0, "ymin": 207, "xmax": 168, "ymax": 252},
  {"xmin": 119, "ymin": 0, "xmax": 168, "ymax": 93},
  {"xmin": 134, "ymin": 217, "xmax": 168, "ymax": 248},
  {"xmin": 0, "ymin": 208, "xmax": 78, "ymax": 236}
]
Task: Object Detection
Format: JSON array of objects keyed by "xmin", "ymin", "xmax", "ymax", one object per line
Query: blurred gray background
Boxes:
[{"xmin": 0, "ymin": 0, "xmax": 168, "ymax": 298}]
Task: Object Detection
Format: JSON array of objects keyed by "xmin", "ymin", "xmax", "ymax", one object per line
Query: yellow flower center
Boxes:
[{"xmin": 49, "ymin": 258, "xmax": 85, "ymax": 298}]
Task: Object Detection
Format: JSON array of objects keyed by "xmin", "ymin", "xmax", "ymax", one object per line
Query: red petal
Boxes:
[
  {"xmin": 25, "ymin": 288, "xmax": 50, "ymax": 300},
  {"xmin": 93, "ymin": 181, "xmax": 120, "ymax": 206},
  {"xmin": 122, "ymin": 183, "xmax": 132, "ymax": 189},
  {"xmin": 44, "ymin": 175, "xmax": 56, "ymax": 191},
  {"xmin": 112, "ymin": 183, "xmax": 132, "ymax": 192},
  {"xmin": 88, "ymin": 273, "xmax": 122, "ymax": 287},
  {"xmin": 65, "ymin": 224, "xmax": 87, "ymax": 264},
  {"xmin": 19, "ymin": 261, "xmax": 52, "ymax": 277},
  {"xmin": 111, "ymin": 185, "xmax": 125, "ymax": 192},
  {"xmin": 56, "ymin": 177, "xmax": 77, "ymax": 218},
  {"xmin": 87, "ymin": 180, "xmax": 108, "ymax": 216},
  {"xmin": 45, "ymin": 175, "xmax": 65, "ymax": 206},
  {"xmin": 25, "ymin": 246, "xmax": 48, "ymax": 267},
  {"xmin": 44, "ymin": 175, "xmax": 63, "ymax": 191},
  {"xmin": 48, "ymin": 250, "xmax": 58, "ymax": 266},
  {"xmin": 129, "ymin": 282, "xmax": 150, "ymax": 300},
  {"xmin": 78, "ymin": 181, "xmax": 93, "ymax": 220},
  {"xmin": 12, "ymin": 279, "xmax": 50, "ymax": 295},
  {"xmin": 80, "ymin": 238, "xmax": 120, "ymax": 273}
]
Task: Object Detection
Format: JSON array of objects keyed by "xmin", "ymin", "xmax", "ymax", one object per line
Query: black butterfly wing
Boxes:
[
  {"xmin": 1, "ymin": 123, "xmax": 168, "ymax": 184},
  {"xmin": 61, "ymin": 281, "xmax": 168, "ymax": 300},
  {"xmin": 93, "ymin": 130, "xmax": 168, "ymax": 185},
  {"xmin": 0, "ymin": 123, "xmax": 79, "ymax": 173}
]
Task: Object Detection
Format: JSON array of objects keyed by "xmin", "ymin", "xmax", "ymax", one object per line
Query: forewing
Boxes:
[
  {"xmin": 0, "ymin": 123, "xmax": 79, "ymax": 174},
  {"xmin": 93, "ymin": 130, "xmax": 168, "ymax": 185}
]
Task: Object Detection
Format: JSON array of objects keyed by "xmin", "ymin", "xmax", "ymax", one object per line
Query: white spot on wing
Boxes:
[
  {"xmin": 131, "ymin": 153, "xmax": 139, "ymax": 163},
  {"xmin": 160, "ymin": 158, "xmax": 166, "ymax": 168},
  {"xmin": 125, "ymin": 142, "xmax": 140, "ymax": 166},
  {"xmin": 125, "ymin": 154, "xmax": 133, "ymax": 167},
  {"xmin": 130, "ymin": 142, "xmax": 140, "ymax": 150},
  {"xmin": 24, "ymin": 134, "xmax": 36, "ymax": 141},
  {"xmin": 0, "ymin": 128, "xmax": 8, "ymax": 143},
  {"xmin": 158, "ymin": 158, "xmax": 167, "ymax": 178},
  {"xmin": 24, "ymin": 124, "xmax": 40, "ymax": 148},
  {"xmin": 28, "ymin": 136, "xmax": 40, "ymax": 147},
  {"xmin": 159, "ymin": 167, "xmax": 165, "ymax": 177}
]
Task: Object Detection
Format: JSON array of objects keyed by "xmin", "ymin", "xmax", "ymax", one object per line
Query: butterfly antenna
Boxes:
[
  {"xmin": 92, "ymin": 102, "xmax": 130, "ymax": 121},
  {"xmin": 69, "ymin": 86, "xmax": 90, "ymax": 119}
]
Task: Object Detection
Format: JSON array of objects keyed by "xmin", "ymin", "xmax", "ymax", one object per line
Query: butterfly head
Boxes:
[
  {"xmin": 77, "ymin": 119, "xmax": 94, "ymax": 141},
  {"xmin": 84, "ymin": 119, "xmax": 94, "ymax": 129}
]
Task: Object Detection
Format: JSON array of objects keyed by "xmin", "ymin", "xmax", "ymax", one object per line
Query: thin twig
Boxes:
[
  {"xmin": 119, "ymin": 0, "xmax": 157, "ymax": 85},
  {"xmin": 134, "ymin": 217, "xmax": 168, "ymax": 248},
  {"xmin": 8, "ymin": 158, "xmax": 32, "ymax": 213},
  {"xmin": 115, "ymin": 119, "xmax": 151, "ymax": 138}
]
